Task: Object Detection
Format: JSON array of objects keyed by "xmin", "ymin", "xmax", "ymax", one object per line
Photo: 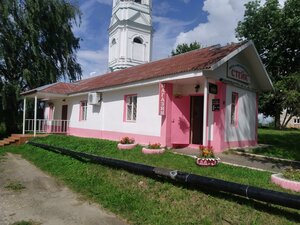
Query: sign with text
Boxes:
[
  {"xmin": 159, "ymin": 83, "xmax": 166, "ymax": 115},
  {"xmin": 212, "ymin": 98, "xmax": 220, "ymax": 111},
  {"xmin": 228, "ymin": 61, "xmax": 251, "ymax": 84},
  {"xmin": 212, "ymin": 99, "xmax": 220, "ymax": 111},
  {"xmin": 209, "ymin": 83, "xmax": 218, "ymax": 94}
]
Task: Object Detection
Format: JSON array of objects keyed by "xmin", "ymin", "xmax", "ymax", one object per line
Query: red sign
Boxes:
[
  {"xmin": 228, "ymin": 63, "xmax": 251, "ymax": 84},
  {"xmin": 159, "ymin": 83, "xmax": 166, "ymax": 115}
]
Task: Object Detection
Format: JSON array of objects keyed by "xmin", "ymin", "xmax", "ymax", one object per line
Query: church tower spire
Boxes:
[{"xmin": 108, "ymin": 0, "xmax": 153, "ymax": 71}]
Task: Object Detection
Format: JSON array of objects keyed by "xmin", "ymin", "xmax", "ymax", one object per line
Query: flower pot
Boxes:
[
  {"xmin": 196, "ymin": 158, "xmax": 220, "ymax": 167},
  {"xmin": 117, "ymin": 143, "xmax": 137, "ymax": 150},
  {"xmin": 142, "ymin": 147, "xmax": 165, "ymax": 154}
]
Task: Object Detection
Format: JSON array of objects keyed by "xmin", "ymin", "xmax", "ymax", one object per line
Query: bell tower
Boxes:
[{"xmin": 108, "ymin": 0, "xmax": 153, "ymax": 71}]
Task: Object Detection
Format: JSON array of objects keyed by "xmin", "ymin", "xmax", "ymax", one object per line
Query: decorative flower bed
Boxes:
[
  {"xmin": 117, "ymin": 137, "xmax": 136, "ymax": 150},
  {"xmin": 142, "ymin": 143, "xmax": 165, "ymax": 154},
  {"xmin": 118, "ymin": 143, "xmax": 137, "ymax": 150},
  {"xmin": 271, "ymin": 169, "xmax": 300, "ymax": 192},
  {"xmin": 196, "ymin": 158, "xmax": 220, "ymax": 166},
  {"xmin": 196, "ymin": 145, "xmax": 220, "ymax": 167}
]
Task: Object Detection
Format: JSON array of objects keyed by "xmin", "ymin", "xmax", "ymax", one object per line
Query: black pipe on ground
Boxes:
[{"xmin": 27, "ymin": 141, "xmax": 300, "ymax": 210}]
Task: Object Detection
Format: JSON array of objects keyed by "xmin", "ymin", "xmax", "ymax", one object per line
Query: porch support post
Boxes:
[
  {"xmin": 34, "ymin": 95, "xmax": 37, "ymax": 137},
  {"xmin": 202, "ymin": 78, "xmax": 208, "ymax": 146},
  {"xmin": 22, "ymin": 97, "xmax": 27, "ymax": 135}
]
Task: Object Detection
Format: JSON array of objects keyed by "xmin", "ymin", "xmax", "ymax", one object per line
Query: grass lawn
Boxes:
[
  {"xmin": 255, "ymin": 128, "xmax": 300, "ymax": 161},
  {"xmin": 2, "ymin": 135, "xmax": 300, "ymax": 225}
]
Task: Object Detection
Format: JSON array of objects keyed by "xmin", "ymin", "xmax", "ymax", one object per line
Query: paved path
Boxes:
[
  {"xmin": 172, "ymin": 148, "xmax": 300, "ymax": 173},
  {"xmin": 0, "ymin": 153, "xmax": 128, "ymax": 225}
]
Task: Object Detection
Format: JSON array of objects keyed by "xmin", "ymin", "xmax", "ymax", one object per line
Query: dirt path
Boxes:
[{"xmin": 0, "ymin": 153, "xmax": 128, "ymax": 225}]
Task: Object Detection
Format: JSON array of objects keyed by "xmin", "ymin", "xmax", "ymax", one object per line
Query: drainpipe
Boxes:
[
  {"xmin": 22, "ymin": 97, "xmax": 27, "ymax": 135},
  {"xmin": 202, "ymin": 78, "xmax": 208, "ymax": 146},
  {"xmin": 34, "ymin": 95, "xmax": 37, "ymax": 137}
]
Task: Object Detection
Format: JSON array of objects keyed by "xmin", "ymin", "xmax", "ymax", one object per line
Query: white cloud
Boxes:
[
  {"xmin": 77, "ymin": 47, "xmax": 109, "ymax": 78},
  {"xmin": 154, "ymin": 2, "xmax": 177, "ymax": 16},
  {"xmin": 72, "ymin": 0, "xmax": 96, "ymax": 35},
  {"xmin": 153, "ymin": 16, "xmax": 193, "ymax": 60},
  {"xmin": 175, "ymin": 0, "xmax": 286, "ymax": 47}
]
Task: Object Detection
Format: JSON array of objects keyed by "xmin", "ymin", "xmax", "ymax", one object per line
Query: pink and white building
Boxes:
[
  {"xmin": 21, "ymin": 41, "xmax": 273, "ymax": 152},
  {"xmin": 20, "ymin": 0, "xmax": 273, "ymax": 152}
]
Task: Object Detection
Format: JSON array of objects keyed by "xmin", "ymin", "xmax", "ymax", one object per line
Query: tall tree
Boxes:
[
  {"xmin": 0, "ymin": 0, "xmax": 82, "ymax": 134},
  {"xmin": 171, "ymin": 41, "xmax": 201, "ymax": 56},
  {"xmin": 236, "ymin": 0, "xmax": 300, "ymax": 128}
]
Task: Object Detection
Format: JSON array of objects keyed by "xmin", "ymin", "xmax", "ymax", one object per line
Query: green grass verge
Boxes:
[
  {"xmin": 255, "ymin": 128, "xmax": 300, "ymax": 161},
  {"xmin": 2, "ymin": 135, "xmax": 300, "ymax": 225}
]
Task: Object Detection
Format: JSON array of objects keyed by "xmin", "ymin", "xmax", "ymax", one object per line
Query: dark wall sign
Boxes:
[
  {"xmin": 209, "ymin": 83, "xmax": 218, "ymax": 94},
  {"xmin": 212, "ymin": 99, "xmax": 220, "ymax": 111}
]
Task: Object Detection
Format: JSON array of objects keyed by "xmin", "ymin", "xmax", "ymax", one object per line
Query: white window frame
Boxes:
[
  {"xmin": 125, "ymin": 95, "xmax": 137, "ymax": 122},
  {"xmin": 80, "ymin": 101, "xmax": 88, "ymax": 121}
]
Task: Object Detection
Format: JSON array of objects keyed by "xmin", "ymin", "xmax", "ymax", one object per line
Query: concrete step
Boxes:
[
  {"xmin": 0, "ymin": 135, "xmax": 21, "ymax": 147},
  {"xmin": 2, "ymin": 139, "xmax": 11, "ymax": 144},
  {"xmin": 7, "ymin": 136, "xmax": 20, "ymax": 142}
]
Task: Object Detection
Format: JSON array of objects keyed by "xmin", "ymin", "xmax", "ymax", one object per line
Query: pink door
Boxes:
[{"xmin": 171, "ymin": 96, "xmax": 190, "ymax": 144}]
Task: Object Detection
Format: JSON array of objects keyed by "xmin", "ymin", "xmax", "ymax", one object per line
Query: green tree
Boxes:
[
  {"xmin": 0, "ymin": 0, "xmax": 82, "ymax": 134},
  {"xmin": 236, "ymin": 0, "xmax": 300, "ymax": 128},
  {"xmin": 171, "ymin": 41, "xmax": 201, "ymax": 56}
]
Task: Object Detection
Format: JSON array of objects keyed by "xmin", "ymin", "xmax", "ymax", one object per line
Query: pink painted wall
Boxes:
[
  {"xmin": 160, "ymin": 83, "xmax": 173, "ymax": 147},
  {"xmin": 209, "ymin": 82, "xmax": 258, "ymax": 152},
  {"xmin": 171, "ymin": 96, "xmax": 190, "ymax": 145},
  {"xmin": 210, "ymin": 82, "xmax": 227, "ymax": 152},
  {"xmin": 69, "ymin": 127, "xmax": 163, "ymax": 146}
]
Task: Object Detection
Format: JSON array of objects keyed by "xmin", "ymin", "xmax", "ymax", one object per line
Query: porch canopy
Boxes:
[{"xmin": 21, "ymin": 83, "xmax": 74, "ymax": 136}]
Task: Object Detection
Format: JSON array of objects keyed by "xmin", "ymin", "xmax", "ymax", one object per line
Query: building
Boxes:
[
  {"xmin": 280, "ymin": 109, "xmax": 300, "ymax": 129},
  {"xmin": 20, "ymin": 0, "xmax": 273, "ymax": 152}
]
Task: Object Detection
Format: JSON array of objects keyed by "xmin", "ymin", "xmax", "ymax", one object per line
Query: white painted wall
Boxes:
[
  {"xmin": 50, "ymin": 84, "xmax": 161, "ymax": 137},
  {"xmin": 102, "ymin": 84, "xmax": 161, "ymax": 136},
  {"xmin": 225, "ymin": 85, "xmax": 256, "ymax": 142}
]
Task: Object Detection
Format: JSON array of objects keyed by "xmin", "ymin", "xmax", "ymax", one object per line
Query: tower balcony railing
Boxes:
[{"xmin": 25, "ymin": 119, "xmax": 69, "ymax": 134}]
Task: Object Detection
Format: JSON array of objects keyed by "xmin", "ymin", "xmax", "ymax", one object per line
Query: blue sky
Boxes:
[{"xmin": 73, "ymin": 0, "xmax": 285, "ymax": 78}]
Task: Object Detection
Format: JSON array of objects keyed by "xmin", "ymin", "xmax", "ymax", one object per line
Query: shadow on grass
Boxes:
[
  {"xmin": 258, "ymin": 130, "xmax": 300, "ymax": 161},
  {"xmin": 55, "ymin": 148, "xmax": 300, "ymax": 223},
  {"xmin": 154, "ymin": 177, "xmax": 300, "ymax": 223}
]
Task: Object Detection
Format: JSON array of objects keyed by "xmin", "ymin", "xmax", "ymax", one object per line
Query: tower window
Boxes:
[
  {"xmin": 133, "ymin": 37, "xmax": 143, "ymax": 44},
  {"xmin": 111, "ymin": 38, "xmax": 116, "ymax": 45},
  {"xmin": 134, "ymin": 0, "xmax": 142, "ymax": 3}
]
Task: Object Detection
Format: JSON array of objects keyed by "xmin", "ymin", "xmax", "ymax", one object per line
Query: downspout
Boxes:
[
  {"xmin": 202, "ymin": 78, "xmax": 208, "ymax": 146},
  {"xmin": 22, "ymin": 97, "xmax": 27, "ymax": 135}
]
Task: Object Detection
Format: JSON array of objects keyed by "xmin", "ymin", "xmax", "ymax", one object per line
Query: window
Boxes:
[
  {"xmin": 134, "ymin": 0, "xmax": 141, "ymax": 3},
  {"xmin": 125, "ymin": 95, "xmax": 137, "ymax": 122},
  {"xmin": 111, "ymin": 38, "xmax": 116, "ymax": 45},
  {"xmin": 294, "ymin": 117, "xmax": 300, "ymax": 124},
  {"xmin": 133, "ymin": 37, "xmax": 143, "ymax": 44},
  {"xmin": 79, "ymin": 101, "xmax": 87, "ymax": 121},
  {"xmin": 231, "ymin": 92, "xmax": 238, "ymax": 126}
]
